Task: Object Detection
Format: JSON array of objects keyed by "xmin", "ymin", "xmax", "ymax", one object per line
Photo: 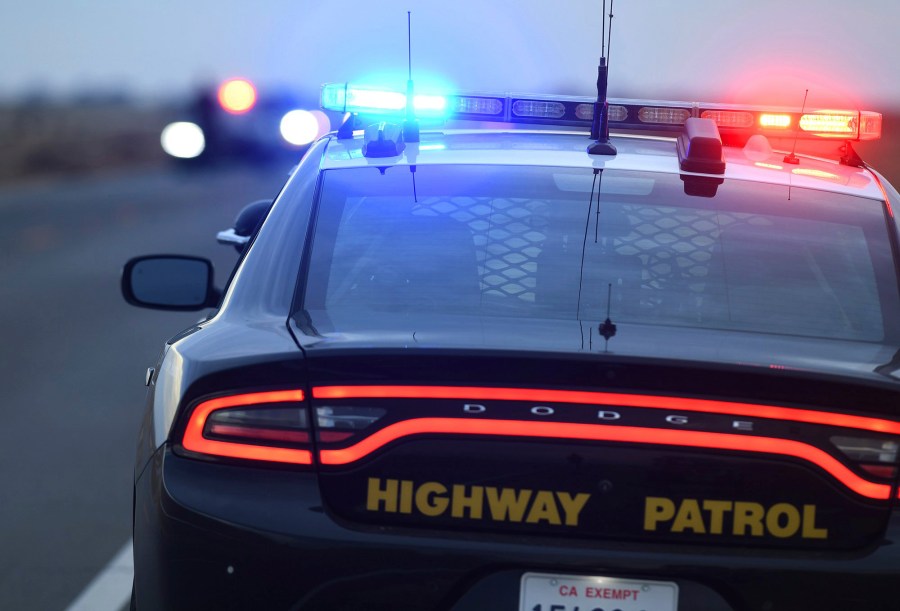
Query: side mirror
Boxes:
[
  {"xmin": 216, "ymin": 199, "xmax": 273, "ymax": 253},
  {"xmin": 122, "ymin": 255, "xmax": 217, "ymax": 311}
]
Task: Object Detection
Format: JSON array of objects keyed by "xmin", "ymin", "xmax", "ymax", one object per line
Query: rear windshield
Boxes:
[{"xmin": 302, "ymin": 165, "xmax": 899, "ymax": 342}]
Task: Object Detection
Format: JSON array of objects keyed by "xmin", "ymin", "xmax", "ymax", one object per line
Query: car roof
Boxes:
[{"xmin": 320, "ymin": 129, "xmax": 886, "ymax": 201}]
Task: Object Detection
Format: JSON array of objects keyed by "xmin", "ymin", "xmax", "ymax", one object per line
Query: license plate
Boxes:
[{"xmin": 520, "ymin": 572, "xmax": 678, "ymax": 611}]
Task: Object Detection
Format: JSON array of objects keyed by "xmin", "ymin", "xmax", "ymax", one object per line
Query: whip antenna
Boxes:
[
  {"xmin": 403, "ymin": 11, "xmax": 420, "ymax": 143},
  {"xmin": 588, "ymin": 0, "xmax": 617, "ymax": 156},
  {"xmin": 408, "ymin": 11, "xmax": 412, "ymax": 82},
  {"xmin": 601, "ymin": 0, "xmax": 607, "ymax": 60},
  {"xmin": 783, "ymin": 89, "xmax": 808, "ymax": 165},
  {"xmin": 606, "ymin": 0, "xmax": 615, "ymax": 62}
]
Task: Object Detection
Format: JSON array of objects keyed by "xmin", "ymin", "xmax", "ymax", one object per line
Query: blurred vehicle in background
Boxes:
[{"xmin": 159, "ymin": 78, "xmax": 330, "ymax": 163}]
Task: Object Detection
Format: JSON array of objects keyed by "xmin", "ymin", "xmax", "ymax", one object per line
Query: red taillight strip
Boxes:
[
  {"xmin": 312, "ymin": 385, "xmax": 900, "ymax": 435},
  {"xmin": 207, "ymin": 424, "xmax": 310, "ymax": 444},
  {"xmin": 182, "ymin": 390, "xmax": 312, "ymax": 465},
  {"xmin": 318, "ymin": 418, "xmax": 891, "ymax": 500}
]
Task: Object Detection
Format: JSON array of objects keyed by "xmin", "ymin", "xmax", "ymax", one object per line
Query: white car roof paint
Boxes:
[{"xmin": 320, "ymin": 130, "xmax": 886, "ymax": 201}]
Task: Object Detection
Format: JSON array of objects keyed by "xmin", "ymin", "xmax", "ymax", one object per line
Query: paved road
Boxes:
[{"xmin": 0, "ymin": 162, "xmax": 292, "ymax": 610}]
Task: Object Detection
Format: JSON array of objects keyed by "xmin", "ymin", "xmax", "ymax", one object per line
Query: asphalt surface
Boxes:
[{"xmin": 0, "ymin": 161, "xmax": 293, "ymax": 610}]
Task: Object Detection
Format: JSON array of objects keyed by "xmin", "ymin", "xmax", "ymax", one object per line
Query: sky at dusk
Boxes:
[{"xmin": 3, "ymin": 0, "xmax": 898, "ymax": 111}]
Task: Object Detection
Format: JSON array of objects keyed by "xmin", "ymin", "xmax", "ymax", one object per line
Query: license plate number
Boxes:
[{"xmin": 520, "ymin": 572, "xmax": 678, "ymax": 611}]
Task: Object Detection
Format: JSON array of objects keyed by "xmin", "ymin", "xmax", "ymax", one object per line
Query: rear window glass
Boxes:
[{"xmin": 302, "ymin": 165, "xmax": 898, "ymax": 342}]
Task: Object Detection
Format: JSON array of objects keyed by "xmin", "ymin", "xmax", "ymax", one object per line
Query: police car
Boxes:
[
  {"xmin": 159, "ymin": 78, "xmax": 325, "ymax": 161},
  {"xmin": 124, "ymin": 71, "xmax": 900, "ymax": 610}
]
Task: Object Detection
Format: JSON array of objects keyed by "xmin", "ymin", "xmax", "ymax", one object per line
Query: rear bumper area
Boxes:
[{"xmin": 134, "ymin": 449, "xmax": 900, "ymax": 611}]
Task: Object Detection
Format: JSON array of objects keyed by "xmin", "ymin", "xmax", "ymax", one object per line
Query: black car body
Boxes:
[{"xmin": 126, "ymin": 118, "xmax": 900, "ymax": 610}]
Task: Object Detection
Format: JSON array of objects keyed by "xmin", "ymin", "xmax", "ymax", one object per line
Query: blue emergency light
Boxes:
[{"xmin": 321, "ymin": 83, "xmax": 447, "ymax": 118}]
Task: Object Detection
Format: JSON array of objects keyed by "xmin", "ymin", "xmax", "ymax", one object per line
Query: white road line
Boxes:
[{"xmin": 65, "ymin": 540, "xmax": 133, "ymax": 611}]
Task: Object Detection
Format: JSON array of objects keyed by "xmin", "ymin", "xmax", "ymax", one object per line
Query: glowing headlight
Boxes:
[
  {"xmin": 280, "ymin": 110, "xmax": 319, "ymax": 146},
  {"xmin": 160, "ymin": 122, "xmax": 205, "ymax": 159}
]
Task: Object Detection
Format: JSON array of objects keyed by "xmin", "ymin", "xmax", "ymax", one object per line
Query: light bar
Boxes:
[
  {"xmin": 513, "ymin": 100, "xmax": 566, "ymax": 119},
  {"xmin": 798, "ymin": 110, "xmax": 884, "ymax": 139},
  {"xmin": 321, "ymin": 83, "xmax": 447, "ymax": 118},
  {"xmin": 701, "ymin": 110, "xmax": 755, "ymax": 129},
  {"xmin": 759, "ymin": 113, "xmax": 792, "ymax": 129},
  {"xmin": 701, "ymin": 105, "xmax": 882, "ymax": 141},
  {"xmin": 451, "ymin": 95, "xmax": 503, "ymax": 116},
  {"xmin": 446, "ymin": 94, "xmax": 696, "ymax": 130},
  {"xmin": 639, "ymin": 107, "xmax": 690, "ymax": 125},
  {"xmin": 320, "ymin": 83, "xmax": 882, "ymax": 141}
]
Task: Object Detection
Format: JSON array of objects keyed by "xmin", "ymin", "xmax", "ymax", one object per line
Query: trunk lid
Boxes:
[{"xmin": 296, "ymin": 316, "xmax": 900, "ymax": 550}]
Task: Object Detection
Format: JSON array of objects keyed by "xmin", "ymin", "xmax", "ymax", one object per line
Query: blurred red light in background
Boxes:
[{"xmin": 218, "ymin": 79, "xmax": 257, "ymax": 114}]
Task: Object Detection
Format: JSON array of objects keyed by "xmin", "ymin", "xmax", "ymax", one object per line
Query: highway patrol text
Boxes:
[
  {"xmin": 644, "ymin": 496, "xmax": 828, "ymax": 539},
  {"xmin": 367, "ymin": 478, "xmax": 591, "ymax": 526}
]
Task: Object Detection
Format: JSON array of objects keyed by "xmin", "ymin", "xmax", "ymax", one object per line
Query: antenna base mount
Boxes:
[{"xmin": 588, "ymin": 140, "xmax": 617, "ymax": 156}]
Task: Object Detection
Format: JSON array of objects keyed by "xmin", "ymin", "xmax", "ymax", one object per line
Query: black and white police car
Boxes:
[{"xmin": 124, "ymin": 44, "xmax": 900, "ymax": 610}]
